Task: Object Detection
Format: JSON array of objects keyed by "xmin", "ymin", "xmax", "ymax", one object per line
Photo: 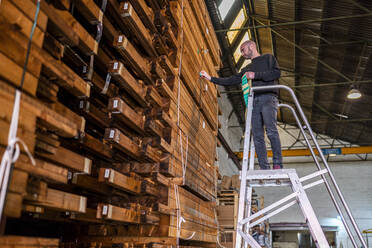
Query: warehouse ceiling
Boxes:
[{"xmin": 206, "ymin": 0, "xmax": 372, "ymax": 146}]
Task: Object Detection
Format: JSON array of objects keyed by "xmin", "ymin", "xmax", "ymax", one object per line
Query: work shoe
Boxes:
[{"xmin": 273, "ymin": 164, "xmax": 282, "ymax": 170}]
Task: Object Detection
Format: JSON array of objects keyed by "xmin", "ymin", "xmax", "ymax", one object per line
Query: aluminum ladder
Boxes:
[{"xmin": 235, "ymin": 85, "xmax": 367, "ymax": 248}]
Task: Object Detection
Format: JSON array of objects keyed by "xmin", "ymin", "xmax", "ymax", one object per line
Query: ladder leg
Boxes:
[
  {"xmin": 288, "ymin": 172, "xmax": 330, "ymax": 248},
  {"xmin": 243, "ymin": 141, "xmax": 255, "ymax": 248},
  {"xmin": 236, "ymin": 93, "xmax": 254, "ymax": 248}
]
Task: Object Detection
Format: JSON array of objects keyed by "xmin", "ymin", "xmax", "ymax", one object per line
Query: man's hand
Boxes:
[
  {"xmin": 243, "ymin": 71, "xmax": 255, "ymax": 79},
  {"xmin": 200, "ymin": 70, "xmax": 211, "ymax": 81}
]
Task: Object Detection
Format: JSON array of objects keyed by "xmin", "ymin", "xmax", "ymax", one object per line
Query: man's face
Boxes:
[{"xmin": 240, "ymin": 44, "xmax": 252, "ymax": 59}]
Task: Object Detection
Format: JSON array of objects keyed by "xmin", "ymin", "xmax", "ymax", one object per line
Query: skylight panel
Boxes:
[
  {"xmin": 218, "ymin": 0, "xmax": 236, "ymax": 20},
  {"xmin": 227, "ymin": 9, "xmax": 246, "ymax": 44}
]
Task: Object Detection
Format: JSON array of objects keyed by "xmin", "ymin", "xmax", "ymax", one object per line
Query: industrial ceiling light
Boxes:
[{"xmin": 347, "ymin": 87, "xmax": 362, "ymax": 100}]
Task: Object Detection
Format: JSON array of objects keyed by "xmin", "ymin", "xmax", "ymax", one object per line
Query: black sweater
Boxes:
[{"xmin": 211, "ymin": 54, "xmax": 281, "ymax": 96}]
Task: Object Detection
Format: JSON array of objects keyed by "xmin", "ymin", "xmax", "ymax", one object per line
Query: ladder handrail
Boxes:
[
  {"xmin": 279, "ymin": 103, "xmax": 358, "ymax": 247},
  {"xmin": 250, "ymin": 85, "xmax": 366, "ymax": 247}
]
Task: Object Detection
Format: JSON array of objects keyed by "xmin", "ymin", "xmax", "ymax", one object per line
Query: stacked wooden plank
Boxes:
[
  {"xmin": 216, "ymin": 188, "xmax": 269, "ymax": 248},
  {"xmin": 0, "ymin": 0, "xmax": 222, "ymax": 247}
]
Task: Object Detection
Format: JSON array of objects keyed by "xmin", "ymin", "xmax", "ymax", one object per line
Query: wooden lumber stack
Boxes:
[{"xmin": 0, "ymin": 0, "xmax": 222, "ymax": 247}]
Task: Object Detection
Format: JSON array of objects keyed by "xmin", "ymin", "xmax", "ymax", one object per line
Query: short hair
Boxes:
[{"xmin": 240, "ymin": 40, "xmax": 256, "ymax": 49}]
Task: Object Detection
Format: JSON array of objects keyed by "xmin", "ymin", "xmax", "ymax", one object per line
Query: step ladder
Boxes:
[{"xmin": 235, "ymin": 85, "xmax": 367, "ymax": 248}]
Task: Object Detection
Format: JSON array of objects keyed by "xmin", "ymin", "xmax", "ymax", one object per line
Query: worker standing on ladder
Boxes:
[{"xmin": 200, "ymin": 40, "xmax": 283, "ymax": 170}]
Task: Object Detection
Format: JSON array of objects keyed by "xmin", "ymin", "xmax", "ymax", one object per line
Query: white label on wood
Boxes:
[
  {"xmin": 206, "ymin": 28, "xmax": 209, "ymax": 34},
  {"xmin": 79, "ymin": 100, "xmax": 84, "ymax": 109},
  {"xmin": 104, "ymin": 169, "xmax": 110, "ymax": 178},
  {"xmin": 79, "ymin": 197, "xmax": 87, "ymax": 213},
  {"xmin": 113, "ymin": 62, "xmax": 118, "ymax": 70},
  {"xmin": 84, "ymin": 158, "xmax": 91, "ymax": 174},
  {"xmin": 113, "ymin": 100, "xmax": 118, "ymax": 108},
  {"xmin": 109, "ymin": 129, "xmax": 115, "ymax": 138},
  {"xmin": 118, "ymin": 35, "xmax": 123, "ymax": 42},
  {"xmin": 205, "ymin": 84, "xmax": 208, "ymax": 91},
  {"xmin": 102, "ymin": 205, "xmax": 108, "ymax": 215},
  {"xmin": 124, "ymin": 2, "xmax": 128, "ymax": 9},
  {"xmin": 203, "ymin": 121, "xmax": 205, "ymax": 129}
]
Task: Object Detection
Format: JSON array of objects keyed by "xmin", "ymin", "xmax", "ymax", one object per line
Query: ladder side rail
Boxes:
[
  {"xmin": 253, "ymin": 86, "xmax": 366, "ymax": 247},
  {"xmin": 243, "ymin": 141, "xmax": 256, "ymax": 248},
  {"xmin": 235, "ymin": 92, "xmax": 255, "ymax": 248},
  {"xmin": 279, "ymin": 104, "xmax": 358, "ymax": 247},
  {"xmin": 238, "ymin": 229, "xmax": 261, "ymax": 248},
  {"xmin": 288, "ymin": 172, "xmax": 330, "ymax": 248}
]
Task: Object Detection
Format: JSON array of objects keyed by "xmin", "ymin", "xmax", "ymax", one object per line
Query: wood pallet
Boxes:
[{"xmin": 0, "ymin": 0, "xmax": 222, "ymax": 247}]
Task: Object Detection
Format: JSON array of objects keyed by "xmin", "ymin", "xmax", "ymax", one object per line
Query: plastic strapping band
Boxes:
[
  {"xmin": 101, "ymin": 0, "xmax": 107, "ymax": 12},
  {"xmin": 174, "ymin": 184, "xmax": 195, "ymax": 247},
  {"xmin": 95, "ymin": 21, "xmax": 103, "ymax": 43},
  {"xmin": 101, "ymin": 73, "xmax": 111, "ymax": 94}
]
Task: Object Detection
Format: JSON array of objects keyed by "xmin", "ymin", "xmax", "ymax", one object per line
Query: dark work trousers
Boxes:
[{"xmin": 251, "ymin": 93, "xmax": 283, "ymax": 169}]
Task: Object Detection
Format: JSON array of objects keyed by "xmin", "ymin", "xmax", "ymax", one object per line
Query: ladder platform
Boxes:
[{"xmin": 245, "ymin": 169, "xmax": 296, "ymax": 187}]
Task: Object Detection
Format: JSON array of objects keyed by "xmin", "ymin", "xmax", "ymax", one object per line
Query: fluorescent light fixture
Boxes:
[
  {"xmin": 334, "ymin": 113, "xmax": 349, "ymax": 119},
  {"xmin": 347, "ymin": 88, "xmax": 362, "ymax": 99},
  {"xmin": 218, "ymin": 0, "xmax": 236, "ymax": 20},
  {"xmin": 329, "ymin": 153, "xmax": 337, "ymax": 157}
]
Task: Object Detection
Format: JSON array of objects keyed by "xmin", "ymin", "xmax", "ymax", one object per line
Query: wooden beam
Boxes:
[
  {"xmin": 120, "ymin": 1, "xmax": 157, "ymax": 57},
  {"xmin": 98, "ymin": 168, "xmax": 141, "ymax": 194},
  {"xmin": 0, "ymin": 236, "xmax": 58, "ymax": 247},
  {"xmin": 108, "ymin": 61, "xmax": 147, "ymax": 107},
  {"xmin": 0, "ymin": 80, "xmax": 78, "ymax": 138},
  {"xmin": 37, "ymin": 146, "xmax": 92, "ymax": 174},
  {"xmin": 114, "ymin": 35, "xmax": 152, "ymax": 84},
  {"xmin": 96, "ymin": 203, "xmax": 140, "ymax": 223},
  {"xmin": 26, "ymin": 188, "xmax": 87, "ymax": 213},
  {"xmin": 0, "ymin": 25, "xmax": 90, "ymax": 97},
  {"xmin": 108, "ymin": 97, "xmax": 145, "ymax": 134}
]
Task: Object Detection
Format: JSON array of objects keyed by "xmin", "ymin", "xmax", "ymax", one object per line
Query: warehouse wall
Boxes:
[
  {"xmin": 217, "ymin": 86, "xmax": 243, "ymax": 176},
  {"xmin": 255, "ymin": 160, "xmax": 372, "ymax": 247}
]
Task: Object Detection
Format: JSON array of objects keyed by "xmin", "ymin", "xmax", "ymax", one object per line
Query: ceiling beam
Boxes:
[
  {"xmin": 252, "ymin": 17, "xmax": 353, "ymax": 83},
  {"xmin": 215, "ymin": 13, "xmax": 372, "ymax": 32}
]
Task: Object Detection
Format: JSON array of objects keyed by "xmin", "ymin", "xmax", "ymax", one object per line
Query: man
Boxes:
[{"xmin": 200, "ymin": 40, "xmax": 283, "ymax": 170}]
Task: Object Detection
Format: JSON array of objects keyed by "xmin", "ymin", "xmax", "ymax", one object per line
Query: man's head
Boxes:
[{"xmin": 240, "ymin": 40, "xmax": 257, "ymax": 59}]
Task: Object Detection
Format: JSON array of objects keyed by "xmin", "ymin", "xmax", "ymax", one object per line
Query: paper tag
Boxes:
[
  {"xmin": 102, "ymin": 205, "xmax": 108, "ymax": 215},
  {"xmin": 124, "ymin": 2, "xmax": 128, "ymax": 9},
  {"xmin": 203, "ymin": 121, "xmax": 205, "ymax": 129},
  {"xmin": 104, "ymin": 169, "xmax": 110, "ymax": 178},
  {"xmin": 118, "ymin": 35, "xmax": 123, "ymax": 42},
  {"xmin": 79, "ymin": 100, "xmax": 84, "ymax": 109},
  {"xmin": 84, "ymin": 158, "xmax": 91, "ymax": 174},
  {"xmin": 113, "ymin": 62, "xmax": 118, "ymax": 70},
  {"xmin": 205, "ymin": 84, "xmax": 208, "ymax": 91},
  {"xmin": 113, "ymin": 99, "xmax": 118, "ymax": 108},
  {"xmin": 67, "ymin": 171, "xmax": 73, "ymax": 180},
  {"xmin": 109, "ymin": 129, "xmax": 115, "ymax": 138},
  {"xmin": 206, "ymin": 28, "xmax": 209, "ymax": 34}
]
